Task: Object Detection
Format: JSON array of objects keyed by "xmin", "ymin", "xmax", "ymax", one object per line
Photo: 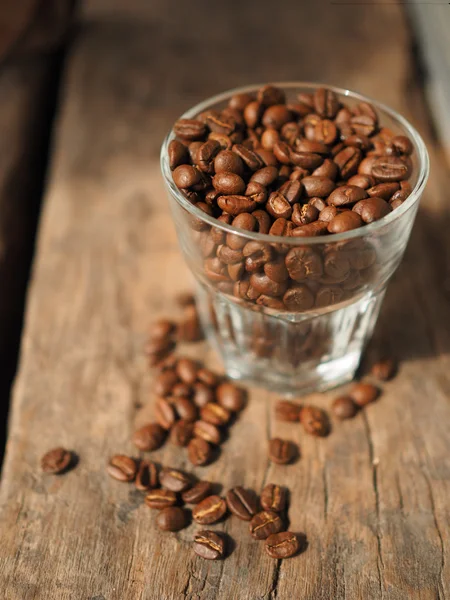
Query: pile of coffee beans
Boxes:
[
  {"xmin": 106, "ymin": 457, "xmax": 302, "ymax": 561},
  {"xmin": 167, "ymin": 84, "xmax": 416, "ymax": 312},
  {"xmin": 134, "ymin": 354, "xmax": 246, "ymax": 466}
]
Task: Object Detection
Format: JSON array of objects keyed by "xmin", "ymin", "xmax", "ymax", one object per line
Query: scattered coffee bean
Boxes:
[
  {"xmin": 156, "ymin": 507, "xmax": 187, "ymax": 532},
  {"xmin": 145, "ymin": 488, "xmax": 178, "ymax": 509},
  {"xmin": 260, "ymin": 484, "xmax": 287, "ymax": 513},
  {"xmin": 301, "ymin": 406, "xmax": 329, "ymax": 437},
  {"xmin": 193, "ymin": 530, "xmax": 226, "ymax": 560},
  {"xmin": 170, "ymin": 420, "xmax": 195, "ymax": 446},
  {"xmin": 188, "ymin": 437, "xmax": 213, "ymax": 466},
  {"xmin": 350, "ymin": 382, "xmax": 380, "ymax": 406},
  {"xmin": 133, "ymin": 423, "xmax": 166, "ymax": 451},
  {"xmin": 371, "ymin": 358, "xmax": 396, "ymax": 381},
  {"xmin": 155, "ymin": 397, "xmax": 177, "ymax": 430},
  {"xmin": 193, "ymin": 495, "xmax": 227, "ymax": 524},
  {"xmin": 41, "ymin": 447, "xmax": 73, "ymax": 475},
  {"xmin": 182, "ymin": 481, "xmax": 213, "ymax": 504},
  {"xmin": 135, "ymin": 461, "xmax": 159, "ymax": 491},
  {"xmin": 155, "ymin": 369, "xmax": 179, "ymax": 397},
  {"xmin": 172, "ymin": 396, "xmax": 198, "ymax": 422},
  {"xmin": 249, "ymin": 510, "xmax": 284, "ymax": 540},
  {"xmin": 201, "ymin": 403, "xmax": 231, "ymax": 426},
  {"xmin": 265, "ymin": 531, "xmax": 300, "ymax": 559},
  {"xmin": 268, "ymin": 438, "xmax": 297, "ymax": 464},
  {"xmin": 275, "ymin": 400, "xmax": 302, "ymax": 422},
  {"xmin": 194, "ymin": 420, "xmax": 222, "ymax": 445},
  {"xmin": 106, "ymin": 455, "xmax": 137, "ymax": 482},
  {"xmin": 159, "ymin": 467, "xmax": 192, "ymax": 492},
  {"xmin": 216, "ymin": 382, "xmax": 246, "ymax": 412},
  {"xmin": 192, "ymin": 382, "xmax": 215, "ymax": 407},
  {"xmin": 226, "ymin": 486, "xmax": 259, "ymax": 521},
  {"xmin": 176, "ymin": 357, "xmax": 199, "ymax": 385},
  {"xmin": 332, "ymin": 396, "xmax": 358, "ymax": 420}
]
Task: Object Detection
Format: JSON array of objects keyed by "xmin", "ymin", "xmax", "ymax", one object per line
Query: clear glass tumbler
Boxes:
[{"xmin": 161, "ymin": 83, "xmax": 429, "ymax": 394}]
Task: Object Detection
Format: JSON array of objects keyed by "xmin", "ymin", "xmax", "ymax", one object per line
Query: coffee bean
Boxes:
[
  {"xmin": 258, "ymin": 84, "xmax": 285, "ymax": 106},
  {"xmin": 172, "ymin": 396, "xmax": 197, "ymax": 422},
  {"xmin": 212, "ymin": 171, "xmax": 246, "ymax": 195},
  {"xmin": 193, "ymin": 382, "xmax": 215, "ymax": 407},
  {"xmin": 182, "ymin": 481, "xmax": 213, "ymax": 504},
  {"xmin": 275, "ymin": 400, "xmax": 302, "ymax": 422},
  {"xmin": 261, "ymin": 484, "xmax": 287, "ymax": 512},
  {"xmin": 194, "ymin": 420, "xmax": 222, "ymax": 445},
  {"xmin": 323, "ymin": 250, "xmax": 351, "ymax": 282},
  {"xmin": 193, "ymin": 530, "xmax": 226, "ymax": 560},
  {"xmin": 268, "ymin": 438, "xmax": 297, "ymax": 464},
  {"xmin": 159, "ymin": 467, "xmax": 192, "ymax": 492},
  {"xmin": 133, "ymin": 423, "xmax": 166, "ymax": 451},
  {"xmin": 285, "ymin": 247, "xmax": 323, "ymax": 282},
  {"xmin": 332, "ymin": 396, "xmax": 358, "ymax": 420},
  {"xmin": 218, "ymin": 195, "xmax": 257, "ymax": 216},
  {"xmin": 156, "ymin": 507, "xmax": 187, "ymax": 532},
  {"xmin": 334, "ymin": 147, "xmax": 362, "ymax": 179},
  {"xmin": 249, "ymin": 510, "xmax": 284, "ymax": 540},
  {"xmin": 168, "ymin": 139, "xmax": 189, "ymax": 170},
  {"xmin": 155, "ymin": 369, "xmax": 179, "ymax": 396},
  {"xmin": 353, "ymin": 197, "xmax": 392, "ymax": 223},
  {"xmin": 366, "ymin": 182, "xmax": 400, "ymax": 200},
  {"xmin": 291, "ymin": 221, "xmax": 328, "ymax": 237},
  {"xmin": 243, "ymin": 241, "xmax": 272, "ymax": 272},
  {"xmin": 250, "ymin": 165, "xmax": 279, "ymax": 187},
  {"xmin": 216, "ymin": 382, "xmax": 246, "ymax": 412},
  {"xmin": 149, "ymin": 318, "xmax": 176, "ymax": 341},
  {"xmin": 170, "ymin": 420, "xmax": 195, "ymax": 446},
  {"xmin": 301, "ymin": 406, "xmax": 329, "ymax": 437},
  {"xmin": 314, "ymin": 87, "xmax": 339, "ymax": 118},
  {"xmin": 302, "ymin": 176, "xmax": 335, "ymax": 198},
  {"xmin": 226, "ymin": 486, "xmax": 259, "ymax": 521},
  {"xmin": 283, "ymin": 285, "xmax": 315, "ymax": 311},
  {"xmin": 265, "ymin": 531, "xmax": 300, "ymax": 559},
  {"xmin": 264, "ymin": 257, "xmax": 289, "ymax": 283},
  {"xmin": 262, "ymin": 105, "xmax": 292, "ymax": 130},
  {"xmin": 347, "ymin": 174, "xmax": 376, "ymax": 189},
  {"xmin": 106, "ymin": 455, "xmax": 137, "ymax": 482},
  {"xmin": 350, "ymin": 382, "xmax": 380, "ymax": 406},
  {"xmin": 328, "ymin": 211, "xmax": 363, "ymax": 233},
  {"xmin": 155, "ymin": 397, "xmax": 177, "ymax": 430},
  {"xmin": 372, "ymin": 156, "xmax": 411, "ymax": 182},
  {"xmin": 266, "ymin": 192, "xmax": 292, "ymax": 219},
  {"xmin": 193, "ymin": 495, "xmax": 227, "ymax": 524},
  {"xmin": 145, "ymin": 489, "xmax": 177, "ymax": 509},
  {"xmin": 290, "ymin": 150, "xmax": 323, "ymax": 170},
  {"xmin": 229, "ymin": 92, "xmax": 253, "ymax": 111},
  {"xmin": 201, "ymin": 403, "xmax": 231, "ymax": 426},
  {"xmin": 188, "ymin": 437, "xmax": 213, "ymax": 466},
  {"xmin": 213, "ymin": 150, "xmax": 245, "ymax": 176},
  {"xmin": 291, "ymin": 203, "xmax": 317, "ymax": 226},
  {"xmin": 250, "ymin": 273, "xmax": 288, "ymax": 297},
  {"xmin": 135, "ymin": 461, "xmax": 159, "ymax": 491},
  {"xmin": 195, "ymin": 368, "xmax": 218, "ymax": 387},
  {"xmin": 173, "ymin": 164, "xmax": 202, "ymax": 189},
  {"xmin": 175, "ymin": 357, "xmax": 199, "ymax": 385},
  {"xmin": 371, "ymin": 358, "xmax": 396, "ymax": 381},
  {"xmin": 41, "ymin": 447, "xmax": 73, "ymax": 474},
  {"xmin": 315, "ymin": 286, "xmax": 344, "ymax": 308},
  {"xmin": 344, "ymin": 134, "xmax": 372, "ymax": 152},
  {"xmin": 391, "ymin": 135, "xmax": 413, "ymax": 155},
  {"xmin": 174, "ymin": 119, "xmax": 206, "ymax": 140}
]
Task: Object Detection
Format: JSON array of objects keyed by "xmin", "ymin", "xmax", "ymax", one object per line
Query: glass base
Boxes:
[{"xmin": 195, "ymin": 283, "xmax": 385, "ymax": 396}]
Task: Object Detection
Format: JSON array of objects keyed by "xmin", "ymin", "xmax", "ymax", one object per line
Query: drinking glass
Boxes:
[{"xmin": 161, "ymin": 83, "xmax": 429, "ymax": 394}]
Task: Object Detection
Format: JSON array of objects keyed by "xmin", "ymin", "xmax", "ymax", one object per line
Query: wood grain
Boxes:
[{"xmin": 1, "ymin": 2, "xmax": 449, "ymax": 599}]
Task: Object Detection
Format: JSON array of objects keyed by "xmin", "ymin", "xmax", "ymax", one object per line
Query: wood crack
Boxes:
[
  {"xmin": 322, "ymin": 460, "xmax": 328, "ymax": 523},
  {"xmin": 362, "ymin": 411, "xmax": 384, "ymax": 599},
  {"xmin": 421, "ymin": 468, "xmax": 445, "ymax": 600},
  {"xmin": 267, "ymin": 559, "xmax": 281, "ymax": 600}
]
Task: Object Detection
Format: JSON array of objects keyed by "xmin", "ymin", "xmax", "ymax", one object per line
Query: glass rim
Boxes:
[{"xmin": 160, "ymin": 81, "xmax": 430, "ymax": 246}]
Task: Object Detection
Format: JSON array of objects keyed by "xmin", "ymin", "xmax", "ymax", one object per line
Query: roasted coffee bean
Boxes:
[
  {"xmin": 170, "ymin": 420, "xmax": 195, "ymax": 446},
  {"xmin": 188, "ymin": 141, "xmax": 203, "ymax": 164},
  {"xmin": 150, "ymin": 318, "xmax": 176, "ymax": 341},
  {"xmin": 106, "ymin": 455, "xmax": 137, "ymax": 482},
  {"xmin": 226, "ymin": 486, "xmax": 259, "ymax": 520},
  {"xmin": 372, "ymin": 155, "xmax": 411, "ymax": 182},
  {"xmin": 314, "ymin": 87, "xmax": 339, "ymax": 118},
  {"xmin": 243, "ymin": 100, "xmax": 263, "ymax": 128},
  {"xmin": 218, "ymin": 195, "xmax": 257, "ymax": 216},
  {"xmin": 264, "ymin": 257, "xmax": 289, "ymax": 283},
  {"xmin": 197, "ymin": 139, "xmax": 221, "ymax": 174},
  {"xmin": 332, "ymin": 396, "xmax": 358, "ymax": 419},
  {"xmin": 217, "ymin": 244, "xmax": 244, "ymax": 265},
  {"xmin": 145, "ymin": 337, "xmax": 176, "ymax": 367},
  {"xmin": 268, "ymin": 438, "xmax": 297, "ymax": 464},
  {"xmin": 156, "ymin": 507, "xmax": 187, "ymax": 532},
  {"xmin": 278, "ymin": 180, "xmax": 302, "ymax": 204},
  {"xmin": 193, "ymin": 382, "xmax": 215, "ymax": 407},
  {"xmin": 353, "ymin": 197, "xmax": 391, "ymax": 223},
  {"xmin": 135, "ymin": 461, "xmax": 159, "ymax": 491},
  {"xmin": 145, "ymin": 488, "xmax": 177, "ymax": 509},
  {"xmin": 178, "ymin": 305, "xmax": 203, "ymax": 342},
  {"xmin": 209, "ymin": 132, "xmax": 233, "ymax": 150},
  {"xmin": 347, "ymin": 174, "xmax": 376, "ymax": 189},
  {"xmin": 371, "ymin": 358, "xmax": 396, "ymax": 381},
  {"xmin": 301, "ymin": 406, "xmax": 329, "ymax": 437},
  {"xmin": 291, "ymin": 203, "xmax": 316, "ymax": 226},
  {"xmin": 261, "ymin": 128, "xmax": 280, "ymax": 150},
  {"xmin": 262, "ymin": 105, "xmax": 292, "ymax": 129},
  {"xmin": 228, "ymin": 262, "xmax": 245, "ymax": 281},
  {"xmin": 193, "ymin": 531, "xmax": 226, "ymax": 560},
  {"xmin": 214, "ymin": 150, "xmax": 245, "ymax": 175},
  {"xmin": 229, "ymin": 92, "xmax": 253, "ymax": 111},
  {"xmin": 193, "ymin": 495, "xmax": 227, "ymax": 524},
  {"xmin": 157, "ymin": 354, "xmax": 179, "ymax": 371},
  {"xmin": 160, "ymin": 467, "xmax": 192, "ymax": 492},
  {"xmin": 173, "ymin": 396, "xmax": 197, "ymax": 422},
  {"xmin": 174, "ymin": 119, "xmax": 206, "ymax": 140},
  {"xmin": 155, "ymin": 369, "xmax": 179, "ymax": 396},
  {"xmin": 258, "ymin": 84, "xmax": 285, "ymax": 106},
  {"xmin": 176, "ymin": 357, "xmax": 199, "ymax": 385},
  {"xmin": 273, "ymin": 140, "xmax": 291, "ymax": 164},
  {"xmin": 358, "ymin": 155, "xmax": 377, "ymax": 175},
  {"xmin": 249, "ymin": 510, "xmax": 284, "ymax": 540},
  {"xmin": 350, "ymin": 382, "xmax": 380, "ymax": 406},
  {"xmin": 315, "ymin": 285, "xmax": 344, "ymax": 307},
  {"xmin": 334, "ymin": 147, "xmax": 362, "ymax": 179},
  {"xmin": 314, "ymin": 119, "xmax": 338, "ymax": 144},
  {"xmin": 290, "ymin": 150, "xmax": 323, "ymax": 170},
  {"xmin": 266, "ymin": 192, "xmax": 292, "ymax": 219},
  {"xmin": 269, "ymin": 218, "xmax": 295, "ymax": 237},
  {"xmin": 291, "ymin": 221, "xmax": 328, "ymax": 237},
  {"xmin": 188, "ymin": 437, "xmax": 213, "ymax": 466},
  {"xmin": 168, "ymin": 139, "xmax": 189, "ymax": 170},
  {"xmin": 206, "ymin": 113, "xmax": 236, "ymax": 135},
  {"xmin": 41, "ymin": 447, "xmax": 72, "ymax": 474},
  {"xmin": 194, "ymin": 420, "xmax": 222, "ymax": 445},
  {"xmin": 197, "ymin": 368, "xmax": 218, "ymax": 387},
  {"xmin": 226, "ymin": 214, "xmax": 256, "ymax": 250},
  {"xmin": 173, "ymin": 164, "xmax": 202, "ymax": 188},
  {"xmin": 155, "ymin": 397, "xmax": 177, "ymax": 430},
  {"xmin": 355, "ymin": 101, "xmax": 379, "ymax": 123},
  {"xmin": 245, "ymin": 182, "xmax": 268, "ymax": 205},
  {"xmin": 250, "ymin": 273, "xmax": 288, "ymax": 297},
  {"xmin": 213, "ymin": 171, "xmax": 246, "ymax": 195},
  {"xmin": 391, "ymin": 135, "xmax": 413, "ymax": 155},
  {"xmin": 265, "ymin": 531, "xmax": 300, "ymax": 559},
  {"xmin": 309, "ymin": 197, "xmax": 327, "ymax": 211},
  {"xmin": 250, "ymin": 165, "xmax": 279, "ymax": 187},
  {"xmin": 216, "ymin": 382, "xmax": 246, "ymax": 412},
  {"xmin": 351, "ymin": 114, "xmax": 377, "ymax": 136},
  {"xmin": 133, "ymin": 423, "xmax": 166, "ymax": 451},
  {"xmin": 285, "ymin": 247, "xmax": 323, "ymax": 281},
  {"xmin": 328, "ymin": 211, "xmax": 363, "ymax": 233},
  {"xmin": 275, "ymin": 400, "xmax": 302, "ymax": 422},
  {"xmin": 336, "ymin": 106, "xmax": 352, "ymax": 124},
  {"xmin": 182, "ymin": 481, "xmax": 213, "ymax": 504},
  {"xmin": 252, "ymin": 209, "xmax": 271, "ymax": 234},
  {"xmin": 201, "ymin": 403, "xmax": 231, "ymax": 426},
  {"xmin": 256, "ymin": 295, "xmax": 285, "ymax": 309},
  {"xmin": 232, "ymin": 144, "xmax": 264, "ymax": 170},
  {"xmin": 319, "ymin": 205, "xmax": 342, "ymax": 223},
  {"xmin": 323, "ymin": 250, "xmax": 351, "ymax": 282},
  {"xmin": 302, "ymin": 176, "xmax": 335, "ymax": 198},
  {"xmin": 344, "ymin": 134, "xmax": 372, "ymax": 152},
  {"xmin": 261, "ymin": 484, "xmax": 287, "ymax": 512}
]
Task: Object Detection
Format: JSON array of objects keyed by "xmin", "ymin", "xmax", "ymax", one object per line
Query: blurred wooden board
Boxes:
[{"xmin": 1, "ymin": 2, "xmax": 450, "ymax": 599}]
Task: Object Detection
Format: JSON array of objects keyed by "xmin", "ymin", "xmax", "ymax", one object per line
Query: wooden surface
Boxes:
[{"xmin": 1, "ymin": 2, "xmax": 450, "ymax": 599}]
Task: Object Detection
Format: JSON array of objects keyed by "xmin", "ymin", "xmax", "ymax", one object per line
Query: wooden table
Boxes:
[{"xmin": 1, "ymin": 2, "xmax": 450, "ymax": 598}]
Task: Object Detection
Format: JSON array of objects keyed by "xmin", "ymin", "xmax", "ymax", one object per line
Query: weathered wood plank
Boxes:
[{"xmin": 0, "ymin": 2, "xmax": 449, "ymax": 598}]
